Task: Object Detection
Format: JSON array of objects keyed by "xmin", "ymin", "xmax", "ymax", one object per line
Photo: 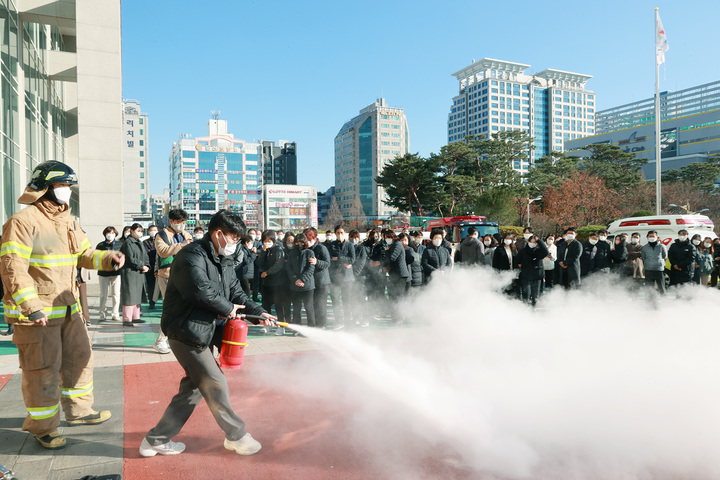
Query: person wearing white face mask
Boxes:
[
  {"xmin": 140, "ymin": 209, "xmax": 275, "ymax": 459},
  {"xmin": 142, "ymin": 225, "xmax": 159, "ymax": 309},
  {"xmin": 421, "ymin": 228, "xmax": 451, "ymax": 283},
  {"xmin": 258, "ymin": 230, "xmax": 290, "ymax": 329},
  {"xmin": 557, "ymin": 227, "xmax": 582, "ymax": 289},
  {"xmin": 697, "ymin": 237, "xmax": 715, "ymax": 287},
  {"xmin": 668, "ymin": 229, "xmax": 696, "ymax": 286},
  {"xmin": 153, "ymin": 209, "xmax": 193, "ymax": 354},
  {"xmin": 193, "ymin": 227, "xmax": 204, "ymax": 241},
  {"xmin": 119, "ymin": 224, "xmax": 150, "ymax": 327},
  {"xmin": 327, "ymin": 226, "xmax": 356, "ymax": 330},
  {"xmin": 625, "ymin": 232, "xmax": 645, "ymax": 283},
  {"xmin": 518, "ymin": 235, "xmax": 550, "ymax": 306},
  {"xmin": 247, "ymin": 228, "xmax": 262, "ymax": 302},
  {"xmin": 641, "ymin": 230, "xmax": 667, "ymax": 294},
  {"xmin": 304, "ymin": 228, "xmax": 332, "ymax": 328},
  {"xmin": 542, "ymin": 235, "xmax": 557, "ymax": 290},
  {"xmin": 97, "ymin": 226, "xmax": 123, "ymax": 321}
]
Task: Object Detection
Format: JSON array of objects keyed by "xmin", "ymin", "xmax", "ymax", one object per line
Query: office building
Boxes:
[
  {"xmin": 262, "ymin": 140, "xmax": 297, "ymax": 185},
  {"xmin": 317, "ymin": 186, "xmax": 334, "ymax": 227},
  {"xmin": 148, "ymin": 188, "xmax": 169, "ymax": 223},
  {"xmin": 0, "ymin": 0, "xmax": 124, "ymax": 242},
  {"xmin": 123, "ymin": 99, "xmax": 149, "ymax": 214},
  {"xmin": 335, "ymin": 98, "xmax": 409, "ymax": 220},
  {"xmin": 566, "ymin": 80, "xmax": 720, "ymax": 180},
  {"xmin": 448, "ymin": 58, "xmax": 595, "ymax": 172},
  {"xmin": 262, "ymin": 185, "xmax": 317, "ymax": 230},
  {"xmin": 168, "ymin": 118, "xmax": 262, "ymax": 228}
]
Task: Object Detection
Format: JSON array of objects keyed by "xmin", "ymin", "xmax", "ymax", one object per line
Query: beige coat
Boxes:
[
  {"xmin": 0, "ymin": 189, "xmax": 117, "ymax": 326},
  {"xmin": 154, "ymin": 226, "xmax": 192, "ymax": 279}
]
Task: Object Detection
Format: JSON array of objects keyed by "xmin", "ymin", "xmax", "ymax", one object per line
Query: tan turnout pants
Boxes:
[{"xmin": 12, "ymin": 308, "xmax": 95, "ymax": 437}]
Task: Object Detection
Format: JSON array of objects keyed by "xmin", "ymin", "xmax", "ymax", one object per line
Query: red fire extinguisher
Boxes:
[{"xmin": 218, "ymin": 317, "xmax": 248, "ymax": 369}]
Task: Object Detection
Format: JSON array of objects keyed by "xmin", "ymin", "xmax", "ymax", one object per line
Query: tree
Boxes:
[
  {"xmin": 430, "ymin": 142, "xmax": 480, "ymax": 216},
  {"xmin": 322, "ymin": 196, "xmax": 343, "ymax": 231},
  {"xmin": 473, "ymin": 188, "xmax": 519, "ymax": 226},
  {"xmin": 348, "ymin": 196, "xmax": 367, "ymax": 230},
  {"xmin": 581, "ymin": 143, "xmax": 647, "ymax": 194},
  {"xmin": 468, "ymin": 130, "xmax": 531, "ymax": 192},
  {"xmin": 542, "ymin": 171, "xmax": 622, "ymax": 228},
  {"xmin": 524, "ymin": 151, "xmax": 581, "ymax": 194},
  {"xmin": 661, "ymin": 155, "xmax": 720, "ymax": 193},
  {"xmin": 375, "ymin": 153, "xmax": 438, "ymax": 216}
]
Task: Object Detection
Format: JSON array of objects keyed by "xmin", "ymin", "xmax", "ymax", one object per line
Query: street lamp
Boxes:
[
  {"xmin": 527, "ymin": 196, "xmax": 542, "ymax": 227},
  {"xmin": 669, "ymin": 203, "xmax": 709, "ymax": 215}
]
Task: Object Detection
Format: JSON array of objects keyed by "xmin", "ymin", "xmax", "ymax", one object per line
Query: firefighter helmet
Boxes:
[{"xmin": 27, "ymin": 161, "xmax": 78, "ymax": 191}]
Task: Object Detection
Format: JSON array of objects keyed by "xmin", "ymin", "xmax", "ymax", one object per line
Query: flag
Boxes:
[{"xmin": 656, "ymin": 11, "xmax": 669, "ymax": 65}]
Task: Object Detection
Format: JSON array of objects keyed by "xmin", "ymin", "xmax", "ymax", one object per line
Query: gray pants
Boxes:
[
  {"xmin": 145, "ymin": 339, "xmax": 247, "ymax": 445},
  {"xmin": 645, "ymin": 270, "xmax": 666, "ymax": 294}
]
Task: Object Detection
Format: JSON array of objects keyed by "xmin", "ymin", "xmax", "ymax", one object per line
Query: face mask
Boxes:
[
  {"xmin": 105, "ymin": 234, "xmax": 116, "ymax": 242},
  {"xmin": 123, "ymin": 232, "xmax": 130, "ymax": 238},
  {"xmin": 277, "ymin": 234, "xmax": 284, "ymax": 242},
  {"xmin": 704, "ymin": 242, "xmax": 712, "ymax": 248},
  {"xmin": 336, "ymin": 233, "xmax": 345, "ymax": 243},
  {"xmin": 53, "ymin": 186, "xmax": 72, "ymax": 205},
  {"xmin": 264, "ymin": 242, "xmax": 273, "ymax": 249},
  {"xmin": 149, "ymin": 231, "xmax": 158, "ymax": 238},
  {"xmin": 173, "ymin": 223, "xmax": 186, "ymax": 232},
  {"xmin": 401, "ymin": 241, "xmax": 409, "ymax": 247},
  {"xmin": 386, "ymin": 239, "xmax": 394, "ymax": 245},
  {"xmin": 503, "ymin": 239, "xmax": 512, "ymax": 245},
  {"xmin": 432, "ymin": 238, "xmax": 442, "ymax": 247},
  {"xmin": 631, "ymin": 238, "xmax": 639, "ymax": 244},
  {"xmin": 692, "ymin": 239, "xmax": 701, "ymax": 246},
  {"xmin": 352, "ymin": 239, "xmax": 359, "ymax": 245},
  {"xmin": 598, "ymin": 236, "xmax": 607, "ymax": 242},
  {"xmin": 546, "ymin": 239, "xmax": 554, "ymax": 246},
  {"xmin": 678, "ymin": 235, "xmax": 687, "ymax": 242},
  {"xmin": 287, "ymin": 244, "xmax": 294, "ymax": 249},
  {"xmin": 528, "ymin": 242, "xmax": 537, "ymax": 249},
  {"xmin": 132, "ymin": 230, "xmax": 143, "ymax": 239},
  {"xmin": 648, "ymin": 237, "xmax": 657, "ymax": 243},
  {"xmin": 566, "ymin": 234, "xmax": 576, "ymax": 241},
  {"xmin": 328, "ymin": 234, "xmax": 336, "ymax": 242},
  {"xmin": 219, "ymin": 232, "xmax": 237, "ymax": 256},
  {"xmin": 523, "ymin": 233, "xmax": 532, "ymax": 240},
  {"xmin": 589, "ymin": 239, "xmax": 598, "ymax": 245},
  {"xmin": 194, "ymin": 233, "xmax": 203, "ymax": 240},
  {"xmin": 484, "ymin": 240, "xmax": 491, "ymax": 246},
  {"xmin": 307, "ymin": 239, "xmax": 316, "ymax": 247}
]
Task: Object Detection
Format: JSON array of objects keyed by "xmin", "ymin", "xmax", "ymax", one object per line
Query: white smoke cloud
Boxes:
[{"xmin": 247, "ymin": 268, "xmax": 720, "ymax": 479}]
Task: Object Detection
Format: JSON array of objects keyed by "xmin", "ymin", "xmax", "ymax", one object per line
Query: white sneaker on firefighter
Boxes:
[
  {"xmin": 139, "ymin": 437, "xmax": 186, "ymax": 457},
  {"xmin": 152, "ymin": 341, "xmax": 171, "ymax": 354},
  {"xmin": 224, "ymin": 433, "xmax": 261, "ymax": 455}
]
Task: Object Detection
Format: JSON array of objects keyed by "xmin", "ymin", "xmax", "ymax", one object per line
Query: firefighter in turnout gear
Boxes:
[{"xmin": 0, "ymin": 161, "xmax": 126, "ymax": 449}]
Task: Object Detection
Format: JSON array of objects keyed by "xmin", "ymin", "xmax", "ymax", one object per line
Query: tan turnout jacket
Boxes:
[{"xmin": 0, "ymin": 191, "xmax": 117, "ymax": 326}]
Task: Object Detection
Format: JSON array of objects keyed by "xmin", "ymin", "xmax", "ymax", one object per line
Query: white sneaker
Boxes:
[
  {"xmin": 224, "ymin": 433, "xmax": 261, "ymax": 455},
  {"xmin": 153, "ymin": 341, "xmax": 171, "ymax": 354},
  {"xmin": 274, "ymin": 327, "xmax": 285, "ymax": 336},
  {"xmin": 139, "ymin": 437, "xmax": 185, "ymax": 457},
  {"xmin": 112, "ymin": 314, "xmax": 122, "ymax": 321}
]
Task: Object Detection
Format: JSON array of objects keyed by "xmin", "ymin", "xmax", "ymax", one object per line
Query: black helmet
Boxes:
[{"xmin": 27, "ymin": 161, "xmax": 78, "ymax": 191}]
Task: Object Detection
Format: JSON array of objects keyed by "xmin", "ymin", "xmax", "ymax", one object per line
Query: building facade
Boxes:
[
  {"xmin": 262, "ymin": 140, "xmax": 297, "ymax": 185},
  {"xmin": 122, "ymin": 99, "xmax": 149, "ymax": 214},
  {"xmin": 448, "ymin": 58, "xmax": 595, "ymax": 172},
  {"xmin": 148, "ymin": 188, "xmax": 169, "ymax": 225},
  {"xmin": 334, "ymin": 98, "xmax": 409, "ymax": 220},
  {"xmin": 0, "ymin": 0, "xmax": 124, "ymax": 242},
  {"xmin": 262, "ymin": 185, "xmax": 317, "ymax": 230},
  {"xmin": 317, "ymin": 186, "xmax": 334, "ymax": 227},
  {"xmin": 566, "ymin": 80, "xmax": 720, "ymax": 180},
  {"xmin": 168, "ymin": 118, "xmax": 262, "ymax": 228}
]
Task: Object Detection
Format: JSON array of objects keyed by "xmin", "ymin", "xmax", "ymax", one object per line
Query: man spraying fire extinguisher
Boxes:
[{"xmin": 139, "ymin": 209, "xmax": 276, "ymax": 458}]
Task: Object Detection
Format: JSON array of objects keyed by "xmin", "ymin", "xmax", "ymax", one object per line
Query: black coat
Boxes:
[
  {"xmin": 353, "ymin": 242, "xmax": 369, "ymax": 278},
  {"xmin": 120, "ymin": 236, "xmax": 149, "ymax": 306},
  {"xmin": 287, "ymin": 248, "xmax": 315, "ymax": 292},
  {"xmin": 258, "ymin": 244, "xmax": 286, "ymax": 287},
  {"xmin": 96, "ymin": 240, "xmax": 122, "ymax": 277},
  {"xmin": 408, "ymin": 248, "xmax": 423, "ymax": 286},
  {"xmin": 610, "ymin": 240, "xmax": 628, "ymax": 268},
  {"xmin": 310, "ymin": 242, "xmax": 331, "ymax": 286},
  {"xmin": 581, "ymin": 240, "xmax": 611, "ymax": 275},
  {"xmin": 421, "ymin": 244, "xmax": 451, "ymax": 281},
  {"xmin": 238, "ymin": 245, "xmax": 256, "ymax": 279},
  {"xmin": 668, "ymin": 240, "xmax": 696, "ymax": 284},
  {"xmin": 518, "ymin": 241, "xmax": 550, "ymax": 282},
  {"xmin": 492, "ymin": 246, "xmax": 518, "ymax": 271},
  {"xmin": 557, "ymin": 239, "xmax": 582, "ymax": 285},
  {"xmin": 384, "ymin": 242, "xmax": 409, "ymax": 279},
  {"xmin": 161, "ymin": 238, "xmax": 264, "ymax": 349},
  {"xmin": 328, "ymin": 240, "xmax": 356, "ymax": 283}
]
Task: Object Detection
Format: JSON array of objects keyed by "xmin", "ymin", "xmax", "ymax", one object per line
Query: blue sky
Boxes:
[{"xmin": 121, "ymin": 0, "xmax": 720, "ymax": 197}]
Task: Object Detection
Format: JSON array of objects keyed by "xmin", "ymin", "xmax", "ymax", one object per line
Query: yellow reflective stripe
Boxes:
[
  {"xmin": 45, "ymin": 171, "xmax": 65, "ymax": 180},
  {"xmin": 0, "ymin": 242, "xmax": 32, "ymax": 259},
  {"xmin": 4, "ymin": 301, "xmax": 81, "ymax": 320},
  {"xmin": 27, "ymin": 403, "xmax": 60, "ymax": 419},
  {"xmin": 60, "ymin": 381, "xmax": 93, "ymax": 399},
  {"xmin": 28, "ymin": 259, "xmax": 77, "ymax": 267},
  {"xmin": 12, "ymin": 287, "xmax": 39, "ymax": 304},
  {"xmin": 92, "ymin": 250, "xmax": 103, "ymax": 269},
  {"xmin": 80, "ymin": 237, "xmax": 91, "ymax": 251}
]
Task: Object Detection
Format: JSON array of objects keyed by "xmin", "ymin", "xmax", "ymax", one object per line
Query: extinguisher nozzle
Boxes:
[{"xmin": 276, "ymin": 322, "xmax": 289, "ymax": 328}]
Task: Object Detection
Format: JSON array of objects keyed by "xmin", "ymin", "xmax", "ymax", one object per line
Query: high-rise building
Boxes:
[
  {"xmin": 334, "ymin": 98, "xmax": 409, "ymax": 220},
  {"xmin": 168, "ymin": 118, "xmax": 262, "ymax": 227},
  {"xmin": 262, "ymin": 185, "xmax": 317, "ymax": 230},
  {"xmin": 448, "ymin": 58, "xmax": 595, "ymax": 172},
  {"xmin": 0, "ymin": 0, "xmax": 124, "ymax": 242},
  {"xmin": 123, "ymin": 99, "xmax": 149, "ymax": 214},
  {"xmin": 262, "ymin": 140, "xmax": 297, "ymax": 185},
  {"xmin": 317, "ymin": 186, "xmax": 335, "ymax": 227},
  {"xmin": 566, "ymin": 80, "xmax": 720, "ymax": 180}
]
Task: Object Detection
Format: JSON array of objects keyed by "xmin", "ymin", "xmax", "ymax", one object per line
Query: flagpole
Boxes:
[{"xmin": 655, "ymin": 7, "xmax": 662, "ymax": 215}]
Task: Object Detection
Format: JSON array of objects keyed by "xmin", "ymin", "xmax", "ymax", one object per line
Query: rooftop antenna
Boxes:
[{"xmin": 211, "ymin": 110, "xmax": 221, "ymax": 120}]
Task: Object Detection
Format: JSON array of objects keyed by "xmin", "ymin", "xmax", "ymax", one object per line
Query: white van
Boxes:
[{"xmin": 607, "ymin": 215, "xmax": 717, "ymax": 247}]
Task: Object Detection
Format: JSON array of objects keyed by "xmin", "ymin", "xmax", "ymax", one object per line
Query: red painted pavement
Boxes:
[
  {"xmin": 123, "ymin": 352, "xmax": 478, "ymax": 480},
  {"xmin": 0, "ymin": 374, "xmax": 11, "ymax": 392}
]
